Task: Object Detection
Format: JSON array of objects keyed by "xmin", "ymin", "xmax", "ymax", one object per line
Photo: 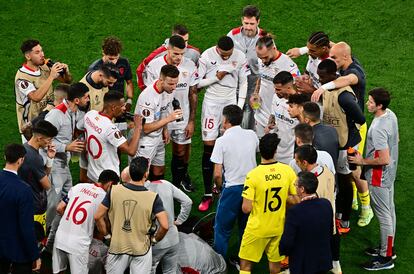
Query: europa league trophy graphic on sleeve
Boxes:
[{"xmin": 122, "ymin": 200, "xmax": 137, "ymax": 232}]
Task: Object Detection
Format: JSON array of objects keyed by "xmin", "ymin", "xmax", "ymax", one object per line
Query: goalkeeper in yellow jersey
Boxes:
[{"xmin": 239, "ymin": 133, "xmax": 299, "ymax": 274}]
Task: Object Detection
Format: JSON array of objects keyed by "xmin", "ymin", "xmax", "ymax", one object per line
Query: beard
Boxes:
[{"xmin": 77, "ymin": 101, "xmax": 90, "ymax": 112}]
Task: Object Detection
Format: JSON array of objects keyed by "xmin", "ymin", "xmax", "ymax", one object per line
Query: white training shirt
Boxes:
[
  {"xmin": 306, "ymin": 55, "xmax": 329, "ymax": 89},
  {"xmin": 210, "ymin": 126, "xmax": 258, "ymax": 187},
  {"xmin": 270, "ymin": 95, "xmax": 299, "ymax": 164},
  {"xmin": 135, "ymin": 81, "xmax": 170, "ymax": 146},
  {"xmin": 198, "ymin": 46, "xmax": 250, "ymax": 102},
  {"xmin": 143, "ymin": 55, "xmax": 199, "ymax": 130},
  {"xmin": 254, "ymin": 53, "xmax": 300, "ymax": 127},
  {"xmin": 84, "ymin": 110, "xmax": 126, "ymax": 182},
  {"xmin": 54, "ymin": 183, "xmax": 107, "ymax": 255},
  {"xmin": 289, "ymin": 149, "xmax": 336, "ymax": 175}
]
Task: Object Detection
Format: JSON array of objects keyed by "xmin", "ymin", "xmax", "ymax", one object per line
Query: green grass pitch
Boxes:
[{"xmin": 1, "ymin": 0, "xmax": 413, "ymax": 273}]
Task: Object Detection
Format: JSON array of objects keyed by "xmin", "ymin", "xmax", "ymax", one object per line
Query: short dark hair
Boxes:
[
  {"xmin": 259, "ymin": 133, "xmax": 280, "ymax": 160},
  {"xmin": 294, "ymin": 123, "xmax": 313, "ymax": 144},
  {"xmin": 172, "ymin": 24, "xmax": 189, "ymax": 35},
  {"xmin": 98, "ymin": 169, "xmax": 120, "ymax": 185},
  {"xmin": 295, "ymin": 144, "xmax": 317, "ymax": 164},
  {"xmin": 223, "ymin": 105, "xmax": 243, "ymax": 126},
  {"xmin": 4, "ymin": 144, "xmax": 26, "ymax": 164},
  {"xmin": 303, "ymin": 102, "xmax": 321, "ymax": 122},
  {"xmin": 256, "ymin": 34, "xmax": 275, "ymax": 49},
  {"xmin": 273, "ymin": 71, "xmax": 293, "ymax": 85},
  {"xmin": 67, "ymin": 82, "xmax": 89, "ymax": 101},
  {"xmin": 369, "ymin": 88, "xmax": 391, "ymax": 110},
  {"xmin": 21, "ymin": 39, "xmax": 40, "ymax": 54},
  {"xmin": 99, "ymin": 62, "xmax": 119, "ymax": 79},
  {"xmin": 32, "ymin": 120, "xmax": 58, "ymax": 138},
  {"xmin": 217, "ymin": 36, "xmax": 234, "ymax": 51},
  {"xmin": 169, "ymin": 35, "xmax": 186, "ymax": 50},
  {"xmin": 129, "ymin": 157, "xmax": 149, "ymax": 181},
  {"xmin": 297, "ymin": 171, "xmax": 319, "ymax": 194},
  {"xmin": 287, "ymin": 93, "xmax": 310, "ymax": 105},
  {"xmin": 160, "ymin": 64, "xmax": 180, "ymax": 79},
  {"xmin": 103, "ymin": 91, "xmax": 123, "ymax": 106},
  {"xmin": 54, "ymin": 83, "xmax": 70, "ymax": 95},
  {"xmin": 308, "ymin": 31, "xmax": 330, "ymax": 48},
  {"xmin": 102, "ymin": 36, "xmax": 122, "ymax": 55},
  {"xmin": 242, "ymin": 5, "xmax": 260, "ymax": 20},
  {"xmin": 318, "ymin": 59, "xmax": 337, "ymax": 74}
]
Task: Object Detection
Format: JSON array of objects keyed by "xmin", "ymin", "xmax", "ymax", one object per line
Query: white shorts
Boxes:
[
  {"xmin": 137, "ymin": 141, "xmax": 165, "ymax": 166},
  {"xmin": 106, "ymin": 252, "xmax": 152, "ymax": 274},
  {"xmin": 337, "ymin": 144, "xmax": 359, "ymax": 175},
  {"xmin": 201, "ymin": 98, "xmax": 235, "ymax": 141},
  {"xmin": 169, "ymin": 128, "xmax": 191, "ymax": 145},
  {"xmin": 52, "ymin": 246, "xmax": 88, "ymax": 274}
]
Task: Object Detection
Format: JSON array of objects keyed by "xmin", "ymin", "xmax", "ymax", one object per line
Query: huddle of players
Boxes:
[{"xmin": 12, "ymin": 3, "xmax": 398, "ymax": 274}]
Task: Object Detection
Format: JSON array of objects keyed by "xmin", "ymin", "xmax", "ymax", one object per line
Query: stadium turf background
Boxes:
[{"xmin": 1, "ymin": 0, "xmax": 413, "ymax": 273}]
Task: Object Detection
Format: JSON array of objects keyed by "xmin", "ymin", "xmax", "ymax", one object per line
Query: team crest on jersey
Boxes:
[
  {"xmin": 142, "ymin": 109, "xmax": 150, "ymax": 117},
  {"xmin": 114, "ymin": 130, "xmax": 122, "ymax": 139},
  {"xmin": 20, "ymin": 80, "xmax": 29, "ymax": 89},
  {"xmin": 119, "ymin": 67, "xmax": 125, "ymax": 76}
]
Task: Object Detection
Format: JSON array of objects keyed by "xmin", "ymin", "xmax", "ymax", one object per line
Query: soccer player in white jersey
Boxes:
[
  {"xmin": 227, "ymin": 5, "xmax": 263, "ymax": 129},
  {"xmin": 197, "ymin": 36, "xmax": 249, "ymax": 211},
  {"xmin": 135, "ymin": 64, "xmax": 183, "ymax": 180},
  {"xmin": 52, "ymin": 169, "xmax": 119, "ymax": 274},
  {"xmin": 84, "ymin": 91, "xmax": 142, "ymax": 182},
  {"xmin": 144, "ymin": 35, "xmax": 199, "ymax": 192},
  {"xmin": 265, "ymin": 72, "xmax": 300, "ymax": 164},
  {"xmin": 253, "ymin": 34, "xmax": 300, "ymax": 138}
]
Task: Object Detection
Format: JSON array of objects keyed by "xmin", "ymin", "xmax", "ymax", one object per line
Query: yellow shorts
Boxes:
[
  {"xmin": 239, "ymin": 230, "xmax": 284, "ymax": 263},
  {"xmin": 358, "ymin": 123, "xmax": 367, "ymax": 154},
  {"xmin": 34, "ymin": 212, "xmax": 47, "ymax": 234}
]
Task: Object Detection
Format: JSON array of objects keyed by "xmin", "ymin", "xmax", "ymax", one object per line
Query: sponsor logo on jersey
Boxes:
[
  {"xmin": 176, "ymin": 83, "xmax": 188, "ymax": 88},
  {"xmin": 260, "ymin": 73, "xmax": 274, "ymax": 82},
  {"xmin": 232, "ymin": 61, "xmax": 237, "ymax": 67},
  {"xmin": 145, "ymin": 102, "xmax": 150, "ymax": 106},
  {"xmin": 274, "ymin": 112, "xmax": 295, "ymax": 125},
  {"xmin": 211, "ymin": 61, "xmax": 217, "ymax": 65},
  {"xmin": 181, "ymin": 71, "xmax": 188, "ymax": 77}
]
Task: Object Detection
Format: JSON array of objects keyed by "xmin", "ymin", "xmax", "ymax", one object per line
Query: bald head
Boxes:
[{"xmin": 329, "ymin": 42, "xmax": 352, "ymax": 69}]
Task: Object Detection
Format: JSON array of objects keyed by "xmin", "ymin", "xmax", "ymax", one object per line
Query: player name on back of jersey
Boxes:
[
  {"xmin": 85, "ymin": 116, "xmax": 103, "ymax": 134},
  {"xmin": 80, "ymin": 186, "xmax": 101, "ymax": 199}
]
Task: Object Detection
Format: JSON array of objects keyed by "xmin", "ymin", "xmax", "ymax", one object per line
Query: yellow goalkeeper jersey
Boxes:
[{"xmin": 242, "ymin": 162, "xmax": 297, "ymax": 237}]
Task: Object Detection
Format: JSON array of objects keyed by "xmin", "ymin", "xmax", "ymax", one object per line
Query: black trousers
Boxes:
[{"xmin": 0, "ymin": 259, "xmax": 32, "ymax": 274}]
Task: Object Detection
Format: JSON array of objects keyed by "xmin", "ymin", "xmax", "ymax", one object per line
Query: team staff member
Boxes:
[
  {"xmin": 280, "ymin": 172, "xmax": 333, "ymax": 274},
  {"xmin": 94, "ymin": 157, "xmax": 169, "ymax": 274},
  {"xmin": 313, "ymin": 41, "xmax": 370, "ymax": 219},
  {"xmin": 137, "ymin": 24, "xmax": 200, "ymax": 91},
  {"xmin": 349, "ymin": 88, "xmax": 398, "ymax": 271},
  {"xmin": 210, "ymin": 105, "xmax": 258, "ymax": 258},
  {"xmin": 143, "ymin": 35, "xmax": 199, "ymax": 192},
  {"xmin": 294, "ymin": 145, "xmax": 342, "ymax": 274},
  {"xmin": 121, "ymin": 166, "xmax": 192, "ymax": 274},
  {"xmin": 197, "ymin": 36, "xmax": 249, "ymax": 211},
  {"xmin": 239, "ymin": 133, "xmax": 298, "ymax": 274},
  {"xmin": 253, "ymin": 34, "xmax": 300, "ymax": 138},
  {"xmin": 302, "ymin": 102, "xmax": 339, "ymax": 169},
  {"xmin": 0, "ymin": 144, "xmax": 41, "ymax": 273},
  {"xmin": 15, "ymin": 39, "xmax": 72, "ymax": 142},
  {"xmin": 18, "ymin": 120, "xmax": 58, "ymax": 236},
  {"xmin": 52, "ymin": 170, "xmax": 119, "ymax": 274},
  {"xmin": 227, "ymin": 5, "xmax": 263, "ymax": 129},
  {"xmin": 134, "ymin": 65, "xmax": 183, "ymax": 180},
  {"xmin": 317, "ymin": 59, "xmax": 366, "ymax": 232},
  {"xmin": 84, "ymin": 91, "xmax": 142, "ymax": 182}
]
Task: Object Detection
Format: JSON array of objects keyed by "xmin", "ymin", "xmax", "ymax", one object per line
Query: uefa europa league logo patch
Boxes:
[{"xmin": 122, "ymin": 200, "xmax": 137, "ymax": 232}]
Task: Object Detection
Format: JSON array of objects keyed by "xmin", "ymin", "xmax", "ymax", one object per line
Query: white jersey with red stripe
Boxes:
[
  {"xmin": 271, "ymin": 95, "xmax": 299, "ymax": 164},
  {"xmin": 254, "ymin": 52, "xmax": 300, "ymax": 127},
  {"xmin": 198, "ymin": 46, "xmax": 250, "ymax": 102},
  {"xmin": 54, "ymin": 183, "xmax": 106, "ymax": 255},
  {"xmin": 84, "ymin": 110, "xmax": 126, "ymax": 182},
  {"xmin": 135, "ymin": 81, "xmax": 171, "ymax": 146},
  {"xmin": 143, "ymin": 56, "xmax": 199, "ymax": 130}
]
